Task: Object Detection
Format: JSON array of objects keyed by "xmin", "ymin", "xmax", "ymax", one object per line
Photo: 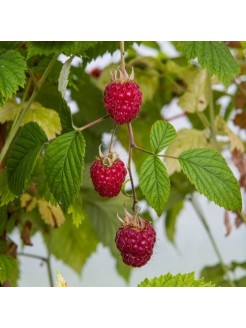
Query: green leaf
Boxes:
[
  {"xmin": 178, "ymin": 41, "xmax": 240, "ymax": 86},
  {"xmin": 165, "ymin": 129, "xmax": 211, "ymax": 175},
  {"xmin": 0, "ymin": 206, "xmax": 7, "ymax": 235},
  {"xmin": 0, "ymin": 254, "xmax": 19, "ymax": 286},
  {"xmin": 178, "ymin": 69, "xmax": 210, "ymax": 113},
  {"xmin": 231, "ymin": 261, "xmax": 246, "ymax": 271},
  {"xmin": 0, "ymin": 50, "xmax": 26, "ymax": 106},
  {"xmin": 59, "ymin": 95, "xmax": 74, "ymax": 133},
  {"xmin": 58, "ymin": 56, "xmax": 74, "ymax": 98},
  {"xmin": 44, "ymin": 131, "xmax": 85, "ymax": 213},
  {"xmin": 68, "ymin": 196, "xmax": 85, "ymax": 227},
  {"xmin": 165, "ymin": 201, "xmax": 183, "ymax": 244},
  {"xmin": 140, "ymin": 156, "xmax": 170, "ymax": 216},
  {"xmin": 7, "ymin": 122, "xmax": 48, "ymax": 195},
  {"xmin": 83, "ymin": 189, "xmax": 132, "ymax": 282},
  {"xmin": 27, "ymin": 41, "xmax": 98, "ymax": 58},
  {"xmin": 43, "ymin": 216, "xmax": 98, "ymax": 275},
  {"xmin": 200, "ymin": 263, "xmax": 225, "ymax": 286},
  {"xmin": 0, "ymin": 101, "xmax": 62, "ymax": 141},
  {"xmin": 178, "ymin": 148, "xmax": 242, "ymax": 211},
  {"xmin": 138, "ymin": 272, "xmax": 215, "ymax": 287},
  {"xmin": 0, "ymin": 169, "xmax": 16, "ymax": 206},
  {"xmin": 150, "ymin": 120, "xmax": 176, "ymax": 153}
]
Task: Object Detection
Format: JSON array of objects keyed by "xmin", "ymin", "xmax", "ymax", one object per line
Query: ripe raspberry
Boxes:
[
  {"xmin": 89, "ymin": 67, "xmax": 101, "ymax": 78},
  {"xmin": 104, "ymin": 77, "xmax": 142, "ymax": 124},
  {"xmin": 90, "ymin": 150, "xmax": 127, "ymax": 198},
  {"xmin": 115, "ymin": 211, "xmax": 156, "ymax": 267}
]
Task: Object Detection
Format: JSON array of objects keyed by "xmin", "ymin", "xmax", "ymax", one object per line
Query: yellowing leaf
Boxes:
[
  {"xmin": 56, "ymin": 271, "xmax": 68, "ymax": 287},
  {"xmin": 178, "ymin": 69, "xmax": 210, "ymax": 113},
  {"xmin": 68, "ymin": 196, "xmax": 85, "ymax": 227},
  {"xmin": 165, "ymin": 129, "xmax": 211, "ymax": 175},
  {"xmin": 0, "ymin": 101, "xmax": 61, "ymax": 140},
  {"xmin": 20, "ymin": 193, "xmax": 37, "ymax": 212},
  {"xmin": 216, "ymin": 116, "xmax": 244, "ymax": 152},
  {"xmin": 38, "ymin": 199, "xmax": 65, "ymax": 227}
]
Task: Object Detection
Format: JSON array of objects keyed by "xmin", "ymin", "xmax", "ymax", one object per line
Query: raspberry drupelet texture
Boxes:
[
  {"xmin": 90, "ymin": 158, "xmax": 127, "ymax": 198},
  {"xmin": 115, "ymin": 215, "xmax": 156, "ymax": 267},
  {"xmin": 104, "ymin": 82, "xmax": 142, "ymax": 124}
]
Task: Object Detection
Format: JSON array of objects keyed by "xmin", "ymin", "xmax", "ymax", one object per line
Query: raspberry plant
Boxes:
[{"xmin": 0, "ymin": 41, "xmax": 245, "ymax": 286}]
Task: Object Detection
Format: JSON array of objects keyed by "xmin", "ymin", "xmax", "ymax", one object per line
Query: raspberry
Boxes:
[
  {"xmin": 104, "ymin": 81, "xmax": 142, "ymax": 124},
  {"xmin": 90, "ymin": 150, "xmax": 127, "ymax": 198},
  {"xmin": 115, "ymin": 211, "xmax": 156, "ymax": 267}
]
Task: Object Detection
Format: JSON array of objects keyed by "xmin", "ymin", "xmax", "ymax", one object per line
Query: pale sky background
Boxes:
[{"xmin": 11, "ymin": 42, "xmax": 246, "ymax": 287}]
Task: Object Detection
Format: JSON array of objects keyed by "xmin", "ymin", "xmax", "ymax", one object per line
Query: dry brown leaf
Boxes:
[
  {"xmin": 21, "ymin": 221, "xmax": 33, "ymax": 246},
  {"xmin": 233, "ymin": 112, "xmax": 246, "ymax": 129},
  {"xmin": 232, "ymin": 149, "xmax": 246, "ymax": 191},
  {"xmin": 224, "ymin": 211, "xmax": 232, "ymax": 237}
]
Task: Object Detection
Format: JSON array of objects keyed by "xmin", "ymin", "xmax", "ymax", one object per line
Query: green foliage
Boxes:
[
  {"xmin": 165, "ymin": 201, "xmax": 183, "ymax": 244},
  {"xmin": 165, "ymin": 129, "xmax": 211, "ymax": 175},
  {"xmin": 7, "ymin": 122, "xmax": 48, "ymax": 195},
  {"xmin": 27, "ymin": 41, "xmax": 98, "ymax": 58},
  {"xmin": 0, "ymin": 169, "xmax": 16, "ymax": 206},
  {"xmin": 0, "ymin": 206, "xmax": 7, "ymax": 234},
  {"xmin": 138, "ymin": 272, "xmax": 215, "ymax": 287},
  {"xmin": 0, "ymin": 101, "xmax": 62, "ymax": 140},
  {"xmin": 59, "ymin": 96, "xmax": 74, "ymax": 133},
  {"xmin": 44, "ymin": 131, "xmax": 85, "ymax": 213},
  {"xmin": 43, "ymin": 215, "xmax": 98, "ymax": 274},
  {"xmin": 150, "ymin": 120, "xmax": 176, "ymax": 154},
  {"xmin": 200, "ymin": 263, "xmax": 225, "ymax": 286},
  {"xmin": 0, "ymin": 50, "xmax": 26, "ymax": 106},
  {"xmin": 178, "ymin": 148, "xmax": 242, "ymax": 211},
  {"xmin": 178, "ymin": 41, "xmax": 240, "ymax": 86},
  {"xmin": 0, "ymin": 254, "xmax": 19, "ymax": 286},
  {"xmin": 140, "ymin": 156, "xmax": 170, "ymax": 216},
  {"xmin": 83, "ymin": 189, "xmax": 132, "ymax": 281},
  {"xmin": 178, "ymin": 69, "xmax": 210, "ymax": 113},
  {"xmin": 68, "ymin": 196, "xmax": 85, "ymax": 227},
  {"xmin": 58, "ymin": 56, "xmax": 74, "ymax": 98}
]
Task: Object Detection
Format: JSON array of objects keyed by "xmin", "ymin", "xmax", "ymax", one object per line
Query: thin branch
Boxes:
[
  {"xmin": 127, "ymin": 123, "xmax": 137, "ymax": 212},
  {"xmin": 165, "ymin": 113, "xmax": 186, "ymax": 122},
  {"xmin": 120, "ymin": 41, "xmax": 125, "ymax": 71},
  {"xmin": 46, "ymin": 252, "xmax": 54, "ymax": 287},
  {"xmin": 189, "ymin": 193, "xmax": 236, "ymax": 287},
  {"xmin": 18, "ymin": 252, "xmax": 47, "ymax": 262},
  {"xmin": 79, "ymin": 115, "xmax": 110, "ymax": 131},
  {"xmin": 109, "ymin": 123, "xmax": 118, "ymax": 152}
]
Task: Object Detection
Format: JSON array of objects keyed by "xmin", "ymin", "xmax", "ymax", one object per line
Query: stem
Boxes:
[
  {"xmin": 18, "ymin": 252, "xmax": 47, "ymax": 262},
  {"xmin": 18, "ymin": 251, "xmax": 54, "ymax": 287},
  {"xmin": 127, "ymin": 124, "xmax": 137, "ymax": 212},
  {"xmin": 208, "ymin": 76, "xmax": 217, "ymax": 143},
  {"xmin": 120, "ymin": 41, "xmax": 125, "ymax": 71},
  {"xmin": 46, "ymin": 252, "xmax": 54, "ymax": 287},
  {"xmin": 166, "ymin": 113, "xmax": 186, "ymax": 122},
  {"xmin": 79, "ymin": 115, "xmax": 110, "ymax": 131},
  {"xmin": 190, "ymin": 194, "xmax": 235, "ymax": 287},
  {"xmin": 27, "ymin": 66, "xmax": 39, "ymax": 90},
  {"xmin": 197, "ymin": 112, "xmax": 210, "ymax": 130},
  {"xmin": 0, "ymin": 55, "xmax": 57, "ymax": 164},
  {"xmin": 109, "ymin": 123, "xmax": 117, "ymax": 152},
  {"xmin": 133, "ymin": 145, "xmax": 178, "ymax": 159}
]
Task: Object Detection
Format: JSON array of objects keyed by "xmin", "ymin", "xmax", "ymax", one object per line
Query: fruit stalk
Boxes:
[
  {"xmin": 120, "ymin": 41, "xmax": 125, "ymax": 72},
  {"xmin": 127, "ymin": 123, "xmax": 137, "ymax": 212}
]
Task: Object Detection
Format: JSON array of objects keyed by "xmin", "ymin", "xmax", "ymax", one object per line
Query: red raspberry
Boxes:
[
  {"xmin": 104, "ymin": 81, "xmax": 142, "ymax": 124},
  {"xmin": 90, "ymin": 153, "xmax": 127, "ymax": 198},
  {"xmin": 89, "ymin": 67, "xmax": 101, "ymax": 78},
  {"xmin": 115, "ymin": 212, "xmax": 156, "ymax": 267}
]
